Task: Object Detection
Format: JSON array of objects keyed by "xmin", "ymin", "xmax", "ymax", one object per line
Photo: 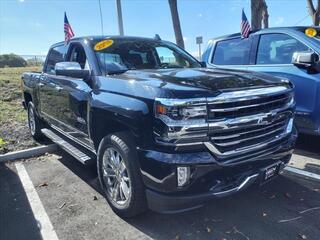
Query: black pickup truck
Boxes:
[{"xmin": 22, "ymin": 36, "xmax": 297, "ymax": 217}]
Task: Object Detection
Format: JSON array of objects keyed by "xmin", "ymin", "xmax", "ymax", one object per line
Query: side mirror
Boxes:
[
  {"xmin": 292, "ymin": 51, "xmax": 320, "ymax": 72},
  {"xmin": 55, "ymin": 62, "xmax": 90, "ymax": 79}
]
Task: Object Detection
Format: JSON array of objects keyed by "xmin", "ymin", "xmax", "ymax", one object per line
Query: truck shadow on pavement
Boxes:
[
  {"xmin": 57, "ymin": 152, "xmax": 320, "ymax": 240},
  {"xmin": 0, "ymin": 163, "xmax": 42, "ymax": 240},
  {"xmin": 295, "ymin": 134, "xmax": 320, "ymax": 159}
]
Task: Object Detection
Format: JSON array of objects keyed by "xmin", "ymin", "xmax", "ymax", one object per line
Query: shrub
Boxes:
[{"xmin": 0, "ymin": 54, "xmax": 27, "ymax": 68}]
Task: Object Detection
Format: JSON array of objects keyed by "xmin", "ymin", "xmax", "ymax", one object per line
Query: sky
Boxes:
[{"xmin": 0, "ymin": 0, "xmax": 314, "ymax": 57}]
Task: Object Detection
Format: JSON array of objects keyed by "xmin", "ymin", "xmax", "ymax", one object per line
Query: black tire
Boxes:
[
  {"xmin": 97, "ymin": 131, "xmax": 147, "ymax": 218},
  {"xmin": 27, "ymin": 102, "xmax": 44, "ymax": 141}
]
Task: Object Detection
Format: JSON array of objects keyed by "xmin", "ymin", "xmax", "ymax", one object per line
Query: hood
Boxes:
[
  {"xmin": 96, "ymin": 68, "xmax": 292, "ymax": 100},
  {"xmin": 117, "ymin": 67, "xmax": 290, "ymax": 93}
]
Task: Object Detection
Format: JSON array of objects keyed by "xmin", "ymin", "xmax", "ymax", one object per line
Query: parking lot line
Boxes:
[
  {"xmin": 15, "ymin": 162, "xmax": 59, "ymax": 240},
  {"xmin": 284, "ymin": 166, "xmax": 320, "ymax": 181}
]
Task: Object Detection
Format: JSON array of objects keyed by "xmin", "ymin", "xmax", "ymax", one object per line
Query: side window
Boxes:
[
  {"xmin": 155, "ymin": 46, "xmax": 189, "ymax": 67},
  {"xmin": 212, "ymin": 38, "xmax": 251, "ymax": 65},
  {"xmin": 256, "ymin": 34, "xmax": 311, "ymax": 65},
  {"xmin": 68, "ymin": 45, "xmax": 89, "ymax": 70},
  {"xmin": 45, "ymin": 45, "xmax": 66, "ymax": 74}
]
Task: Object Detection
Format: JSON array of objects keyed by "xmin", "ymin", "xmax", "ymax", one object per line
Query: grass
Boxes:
[{"xmin": 0, "ymin": 66, "xmax": 42, "ymax": 153}]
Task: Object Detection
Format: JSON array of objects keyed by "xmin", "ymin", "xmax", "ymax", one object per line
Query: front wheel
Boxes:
[
  {"xmin": 27, "ymin": 102, "xmax": 43, "ymax": 140},
  {"xmin": 97, "ymin": 132, "xmax": 147, "ymax": 218}
]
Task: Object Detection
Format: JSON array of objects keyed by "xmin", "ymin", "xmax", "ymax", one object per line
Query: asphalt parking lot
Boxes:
[{"xmin": 1, "ymin": 135, "xmax": 320, "ymax": 240}]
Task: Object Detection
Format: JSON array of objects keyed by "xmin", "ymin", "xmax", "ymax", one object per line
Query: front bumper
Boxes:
[
  {"xmin": 138, "ymin": 128, "xmax": 297, "ymax": 213},
  {"xmin": 146, "ymin": 162, "xmax": 285, "ymax": 213}
]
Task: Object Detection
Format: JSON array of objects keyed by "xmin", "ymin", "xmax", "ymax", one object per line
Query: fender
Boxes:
[{"xmin": 88, "ymin": 90, "xmax": 154, "ymax": 149}]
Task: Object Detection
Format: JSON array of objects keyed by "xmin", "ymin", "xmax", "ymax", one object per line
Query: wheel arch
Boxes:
[{"xmin": 88, "ymin": 92, "xmax": 153, "ymax": 151}]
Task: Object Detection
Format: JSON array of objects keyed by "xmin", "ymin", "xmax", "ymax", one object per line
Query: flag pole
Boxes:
[
  {"xmin": 98, "ymin": 0, "xmax": 104, "ymax": 36},
  {"xmin": 116, "ymin": 0, "xmax": 124, "ymax": 36}
]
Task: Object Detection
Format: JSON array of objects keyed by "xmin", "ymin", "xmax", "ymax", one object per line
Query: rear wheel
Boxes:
[
  {"xmin": 27, "ymin": 102, "xmax": 43, "ymax": 140},
  {"xmin": 97, "ymin": 132, "xmax": 147, "ymax": 218}
]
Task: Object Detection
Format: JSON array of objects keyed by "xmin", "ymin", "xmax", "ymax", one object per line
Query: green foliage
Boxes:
[
  {"xmin": 0, "ymin": 54, "xmax": 27, "ymax": 68},
  {"xmin": 0, "ymin": 138, "xmax": 6, "ymax": 146},
  {"xmin": 27, "ymin": 58, "xmax": 44, "ymax": 67}
]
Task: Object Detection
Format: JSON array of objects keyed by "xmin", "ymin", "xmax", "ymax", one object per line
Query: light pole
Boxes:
[{"xmin": 116, "ymin": 0, "xmax": 124, "ymax": 36}]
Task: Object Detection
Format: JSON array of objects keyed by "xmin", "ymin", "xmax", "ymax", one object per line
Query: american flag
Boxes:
[
  {"xmin": 64, "ymin": 12, "xmax": 74, "ymax": 43},
  {"xmin": 241, "ymin": 9, "xmax": 251, "ymax": 38}
]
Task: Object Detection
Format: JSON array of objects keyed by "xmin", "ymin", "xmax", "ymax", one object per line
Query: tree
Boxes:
[
  {"xmin": 306, "ymin": 0, "xmax": 320, "ymax": 26},
  {"xmin": 251, "ymin": 0, "xmax": 269, "ymax": 30},
  {"xmin": 0, "ymin": 54, "xmax": 27, "ymax": 68},
  {"xmin": 168, "ymin": 0, "xmax": 185, "ymax": 49}
]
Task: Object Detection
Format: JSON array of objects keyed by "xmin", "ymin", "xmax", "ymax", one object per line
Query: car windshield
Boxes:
[
  {"xmin": 93, "ymin": 38, "xmax": 201, "ymax": 73},
  {"xmin": 299, "ymin": 27, "xmax": 320, "ymax": 42}
]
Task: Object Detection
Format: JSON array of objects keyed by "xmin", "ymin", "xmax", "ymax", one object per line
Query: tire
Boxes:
[
  {"xmin": 27, "ymin": 102, "xmax": 44, "ymax": 141},
  {"xmin": 97, "ymin": 131, "xmax": 147, "ymax": 218}
]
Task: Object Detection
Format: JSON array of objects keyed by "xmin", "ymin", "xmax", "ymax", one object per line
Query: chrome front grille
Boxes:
[
  {"xmin": 210, "ymin": 114, "xmax": 289, "ymax": 151},
  {"xmin": 205, "ymin": 86, "xmax": 294, "ymax": 164},
  {"xmin": 208, "ymin": 91, "xmax": 293, "ymax": 120}
]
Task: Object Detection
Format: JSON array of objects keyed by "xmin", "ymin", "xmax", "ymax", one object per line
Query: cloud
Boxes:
[
  {"xmin": 275, "ymin": 16, "xmax": 285, "ymax": 26},
  {"xmin": 30, "ymin": 22, "xmax": 42, "ymax": 27},
  {"xmin": 230, "ymin": 6, "xmax": 237, "ymax": 12}
]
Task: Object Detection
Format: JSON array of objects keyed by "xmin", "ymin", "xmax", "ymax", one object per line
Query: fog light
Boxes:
[
  {"xmin": 177, "ymin": 166, "xmax": 190, "ymax": 187},
  {"xmin": 286, "ymin": 118, "xmax": 294, "ymax": 133}
]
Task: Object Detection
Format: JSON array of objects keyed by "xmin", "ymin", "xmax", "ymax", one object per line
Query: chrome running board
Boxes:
[{"xmin": 41, "ymin": 128, "xmax": 94, "ymax": 165}]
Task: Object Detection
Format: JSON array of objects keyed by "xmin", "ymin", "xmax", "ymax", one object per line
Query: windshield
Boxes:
[
  {"xmin": 298, "ymin": 27, "xmax": 320, "ymax": 42},
  {"xmin": 93, "ymin": 39, "xmax": 201, "ymax": 73}
]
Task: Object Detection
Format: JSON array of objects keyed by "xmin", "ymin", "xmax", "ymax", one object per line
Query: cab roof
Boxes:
[
  {"xmin": 209, "ymin": 26, "xmax": 320, "ymax": 41},
  {"xmin": 51, "ymin": 35, "xmax": 162, "ymax": 48}
]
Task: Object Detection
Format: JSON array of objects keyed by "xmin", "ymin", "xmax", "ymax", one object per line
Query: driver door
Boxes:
[{"xmin": 52, "ymin": 43, "xmax": 93, "ymax": 148}]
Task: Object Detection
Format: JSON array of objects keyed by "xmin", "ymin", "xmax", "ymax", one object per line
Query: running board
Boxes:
[{"xmin": 41, "ymin": 128, "xmax": 94, "ymax": 165}]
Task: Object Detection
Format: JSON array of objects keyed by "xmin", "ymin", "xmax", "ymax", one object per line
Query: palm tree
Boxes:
[
  {"xmin": 251, "ymin": 0, "xmax": 269, "ymax": 30},
  {"xmin": 168, "ymin": 0, "xmax": 185, "ymax": 49},
  {"xmin": 306, "ymin": 0, "xmax": 320, "ymax": 26}
]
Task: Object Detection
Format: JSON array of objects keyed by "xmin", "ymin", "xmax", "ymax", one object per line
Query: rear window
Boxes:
[{"xmin": 212, "ymin": 38, "xmax": 251, "ymax": 65}]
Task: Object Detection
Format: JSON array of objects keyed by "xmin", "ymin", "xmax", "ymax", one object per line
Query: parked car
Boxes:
[
  {"xmin": 202, "ymin": 26, "xmax": 320, "ymax": 136},
  {"xmin": 22, "ymin": 36, "xmax": 297, "ymax": 217}
]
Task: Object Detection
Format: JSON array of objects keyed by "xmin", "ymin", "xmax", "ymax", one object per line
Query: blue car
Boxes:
[{"xmin": 202, "ymin": 26, "xmax": 320, "ymax": 136}]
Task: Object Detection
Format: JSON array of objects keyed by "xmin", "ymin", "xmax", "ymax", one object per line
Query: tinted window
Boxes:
[
  {"xmin": 156, "ymin": 46, "xmax": 190, "ymax": 67},
  {"xmin": 94, "ymin": 39, "xmax": 201, "ymax": 72},
  {"xmin": 68, "ymin": 45, "xmax": 89, "ymax": 69},
  {"xmin": 257, "ymin": 34, "xmax": 311, "ymax": 65},
  {"xmin": 212, "ymin": 38, "xmax": 251, "ymax": 65},
  {"xmin": 45, "ymin": 45, "xmax": 66, "ymax": 74}
]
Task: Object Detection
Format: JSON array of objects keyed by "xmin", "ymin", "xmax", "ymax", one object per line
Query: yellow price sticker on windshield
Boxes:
[
  {"xmin": 305, "ymin": 28, "xmax": 317, "ymax": 37},
  {"xmin": 94, "ymin": 39, "xmax": 114, "ymax": 51}
]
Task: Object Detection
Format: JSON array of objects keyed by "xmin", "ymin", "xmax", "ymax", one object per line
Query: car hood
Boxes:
[
  {"xmin": 96, "ymin": 68, "xmax": 291, "ymax": 100},
  {"xmin": 118, "ymin": 67, "xmax": 289, "ymax": 92}
]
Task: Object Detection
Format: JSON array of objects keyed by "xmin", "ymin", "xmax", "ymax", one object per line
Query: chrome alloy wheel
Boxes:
[
  {"xmin": 28, "ymin": 106, "xmax": 36, "ymax": 135},
  {"xmin": 102, "ymin": 147, "xmax": 131, "ymax": 206}
]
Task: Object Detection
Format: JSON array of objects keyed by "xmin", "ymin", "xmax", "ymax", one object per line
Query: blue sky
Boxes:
[{"xmin": 0, "ymin": 0, "xmax": 314, "ymax": 56}]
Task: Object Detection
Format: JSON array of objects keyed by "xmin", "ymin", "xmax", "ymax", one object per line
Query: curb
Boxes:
[
  {"xmin": 284, "ymin": 166, "xmax": 320, "ymax": 181},
  {"xmin": 0, "ymin": 144, "xmax": 58, "ymax": 163}
]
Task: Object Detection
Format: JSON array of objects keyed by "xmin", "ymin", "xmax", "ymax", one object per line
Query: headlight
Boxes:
[
  {"xmin": 154, "ymin": 98, "xmax": 208, "ymax": 146},
  {"xmin": 155, "ymin": 98, "xmax": 207, "ymax": 121}
]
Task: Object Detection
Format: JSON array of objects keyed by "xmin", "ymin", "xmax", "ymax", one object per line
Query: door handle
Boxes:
[{"xmin": 38, "ymin": 83, "xmax": 44, "ymax": 87}]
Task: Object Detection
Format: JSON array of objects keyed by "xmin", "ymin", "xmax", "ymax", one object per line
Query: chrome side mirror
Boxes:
[
  {"xmin": 292, "ymin": 51, "xmax": 320, "ymax": 73},
  {"xmin": 55, "ymin": 62, "xmax": 90, "ymax": 79}
]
